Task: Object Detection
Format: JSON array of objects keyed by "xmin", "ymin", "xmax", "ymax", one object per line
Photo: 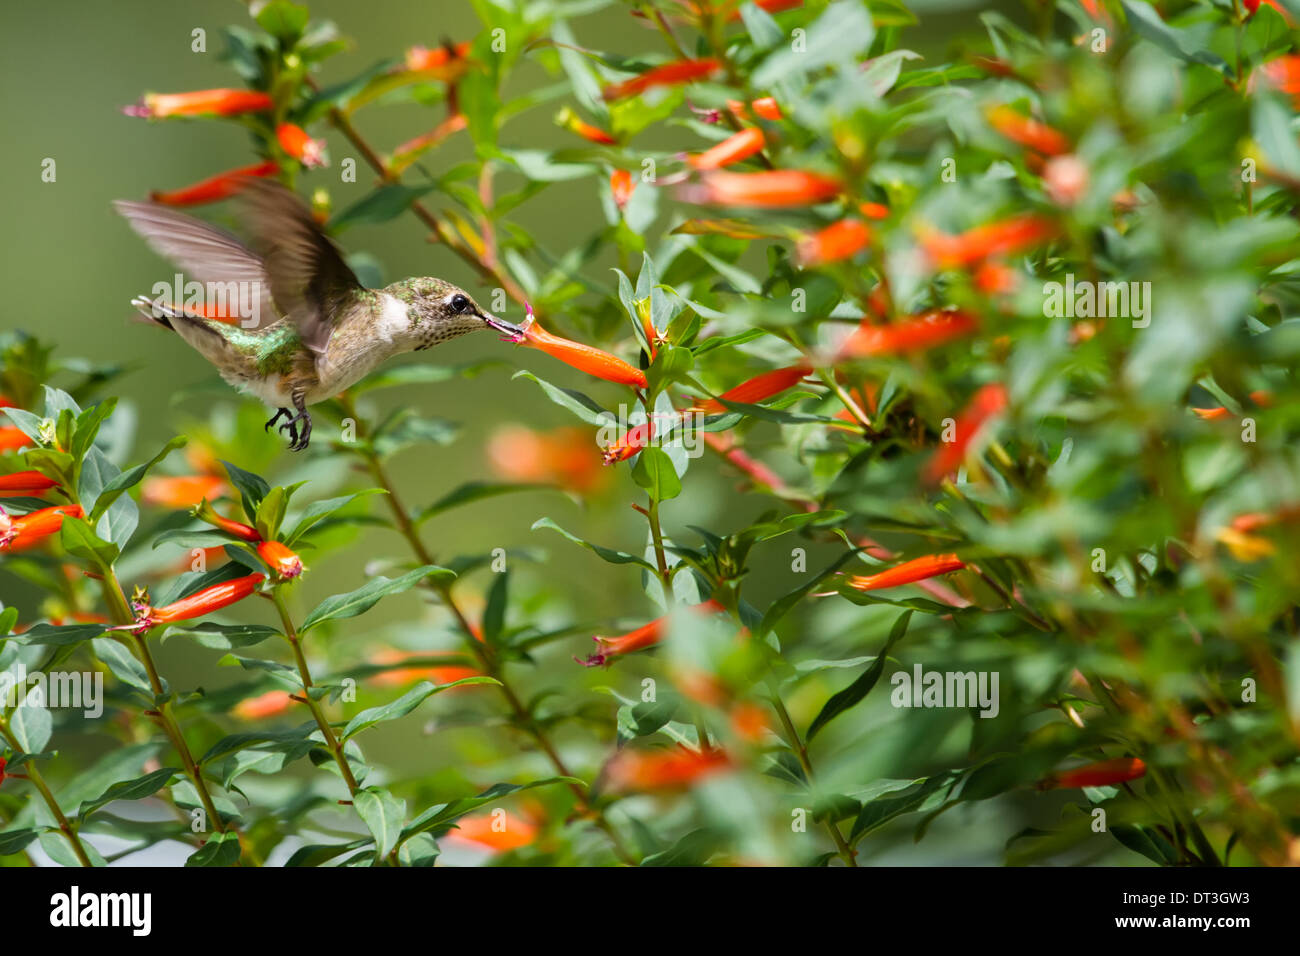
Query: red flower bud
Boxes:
[
  {"xmin": 682, "ymin": 169, "xmax": 842, "ymax": 207},
  {"xmin": 920, "ymin": 215, "xmax": 1057, "ymax": 270},
  {"xmin": 0, "ymin": 505, "xmax": 84, "ymax": 552},
  {"xmin": 986, "ymin": 105, "xmax": 1070, "ymax": 157},
  {"xmin": 0, "ymin": 471, "xmax": 58, "ymax": 495},
  {"xmin": 846, "ymin": 554, "xmax": 966, "ymax": 592},
  {"xmin": 1040, "ymin": 757, "xmax": 1147, "ymax": 790},
  {"xmin": 688, "ymin": 127, "xmax": 766, "ymax": 170},
  {"xmin": 276, "ymin": 124, "xmax": 328, "ymax": 168},
  {"xmin": 148, "ymin": 161, "xmax": 280, "ymax": 207},
  {"xmin": 603, "ymin": 58, "xmax": 720, "ymax": 101},
  {"xmin": 124, "ymin": 88, "xmax": 274, "ymax": 119},
  {"xmin": 797, "ymin": 219, "xmax": 872, "ymax": 266},
  {"xmin": 923, "ymin": 384, "xmax": 1009, "ymax": 484},
  {"xmin": 120, "ymin": 574, "xmax": 266, "ymax": 634},
  {"xmin": 610, "ymin": 169, "xmax": 636, "ymax": 211},
  {"xmin": 693, "ymin": 364, "xmax": 811, "ymax": 415},
  {"xmin": 557, "ymin": 107, "xmax": 617, "ymax": 145},
  {"xmin": 839, "ymin": 310, "xmax": 978, "ymax": 359},
  {"xmin": 505, "ymin": 306, "xmax": 648, "ymax": 388},
  {"xmin": 604, "ymin": 746, "xmax": 731, "ymax": 791},
  {"xmin": 257, "ymin": 540, "xmax": 303, "ymax": 580}
]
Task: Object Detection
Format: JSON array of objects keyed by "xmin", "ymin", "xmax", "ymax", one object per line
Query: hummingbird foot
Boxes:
[
  {"xmin": 264, "ymin": 407, "xmax": 293, "ymax": 433},
  {"xmin": 279, "ymin": 394, "xmax": 312, "ymax": 452}
]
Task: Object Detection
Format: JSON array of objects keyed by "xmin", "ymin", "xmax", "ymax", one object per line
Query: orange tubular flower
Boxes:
[
  {"xmin": 846, "ymin": 553, "xmax": 966, "ymax": 592},
  {"xmin": 405, "ymin": 41, "xmax": 473, "ymax": 80},
  {"xmin": 1257, "ymin": 57, "xmax": 1300, "ymax": 105},
  {"xmin": 688, "ymin": 127, "xmax": 766, "ymax": 170},
  {"xmin": 234, "ymin": 690, "xmax": 295, "ymax": 721},
  {"xmin": 277, "ymin": 123, "xmax": 327, "ymax": 168},
  {"xmin": 923, "ymin": 383, "xmax": 1009, "ymax": 484},
  {"xmin": 142, "ymin": 475, "xmax": 229, "ymax": 509},
  {"xmin": 557, "ymin": 107, "xmax": 616, "ymax": 145},
  {"xmin": 921, "ymin": 214, "xmax": 1058, "ymax": 270},
  {"xmin": 602, "ymin": 419, "xmax": 655, "ymax": 465},
  {"xmin": 447, "ymin": 812, "xmax": 539, "ymax": 852},
  {"xmin": 0, "ymin": 505, "xmax": 84, "ymax": 552},
  {"xmin": 149, "ymin": 161, "xmax": 280, "ymax": 207},
  {"xmin": 391, "ymin": 114, "xmax": 468, "ymax": 171},
  {"xmin": 257, "ymin": 540, "xmax": 303, "ymax": 580},
  {"xmin": 604, "ymin": 746, "xmax": 732, "ymax": 792},
  {"xmin": 0, "ymin": 471, "xmax": 57, "ymax": 495},
  {"xmin": 1245, "ymin": 0, "xmax": 1295, "ymax": 22},
  {"xmin": 839, "ymin": 310, "xmax": 978, "ymax": 359},
  {"xmin": 986, "ymin": 105, "xmax": 1069, "ymax": 157},
  {"xmin": 797, "ymin": 219, "xmax": 872, "ymax": 266},
  {"xmin": 194, "ymin": 500, "xmax": 261, "ymax": 542},
  {"xmin": 506, "ymin": 306, "xmax": 648, "ymax": 388},
  {"xmin": 610, "ymin": 169, "xmax": 636, "ymax": 211},
  {"xmin": 0, "ymin": 427, "xmax": 31, "ymax": 452},
  {"xmin": 858, "ymin": 201, "xmax": 890, "ymax": 220},
  {"xmin": 124, "ymin": 88, "xmax": 274, "ymax": 119},
  {"xmin": 685, "ymin": 169, "xmax": 842, "ymax": 207},
  {"xmin": 693, "ymin": 364, "xmax": 811, "ymax": 415},
  {"xmin": 486, "ymin": 424, "xmax": 608, "ymax": 494},
  {"xmin": 1192, "ymin": 390, "xmax": 1273, "ymax": 420},
  {"xmin": 370, "ymin": 650, "xmax": 483, "ymax": 689},
  {"xmin": 579, "ymin": 599, "xmax": 724, "ymax": 667},
  {"xmin": 1039, "ymin": 757, "xmax": 1147, "ymax": 790},
  {"xmin": 726, "ymin": 97, "xmax": 783, "ymax": 121},
  {"xmin": 123, "ymin": 573, "xmax": 266, "ymax": 634},
  {"xmin": 602, "ymin": 58, "xmax": 720, "ymax": 101}
]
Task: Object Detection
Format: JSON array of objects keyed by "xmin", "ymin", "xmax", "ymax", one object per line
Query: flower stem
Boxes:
[
  {"xmin": 0, "ymin": 719, "xmax": 94, "ymax": 867},
  {"xmin": 268, "ymin": 589, "xmax": 360, "ymax": 795},
  {"xmin": 337, "ymin": 395, "xmax": 637, "ymax": 864}
]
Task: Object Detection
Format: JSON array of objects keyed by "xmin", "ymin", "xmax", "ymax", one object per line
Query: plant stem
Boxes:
[
  {"xmin": 0, "ymin": 719, "xmax": 93, "ymax": 867},
  {"xmin": 268, "ymin": 589, "xmax": 360, "ymax": 795},
  {"xmin": 766, "ymin": 682, "xmax": 857, "ymax": 866},
  {"xmin": 337, "ymin": 395, "xmax": 637, "ymax": 863},
  {"xmin": 99, "ymin": 568, "xmax": 228, "ymax": 837}
]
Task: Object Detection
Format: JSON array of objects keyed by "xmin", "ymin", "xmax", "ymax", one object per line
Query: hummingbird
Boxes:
[{"xmin": 114, "ymin": 179, "xmax": 523, "ymax": 451}]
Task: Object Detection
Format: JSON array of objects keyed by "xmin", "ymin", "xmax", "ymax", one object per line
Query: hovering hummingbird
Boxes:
[{"xmin": 114, "ymin": 180, "xmax": 523, "ymax": 451}]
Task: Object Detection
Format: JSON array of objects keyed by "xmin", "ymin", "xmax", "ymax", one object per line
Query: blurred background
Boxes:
[{"xmin": 1, "ymin": 0, "xmax": 1119, "ymax": 865}]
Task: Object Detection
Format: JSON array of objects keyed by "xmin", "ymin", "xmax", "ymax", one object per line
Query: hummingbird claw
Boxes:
[
  {"xmin": 265, "ymin": 407, "xmax": 292, "ymax": 433},
  {"xmin": 278, "ymin": 409, "xmax": 312, "ymax": 452}
]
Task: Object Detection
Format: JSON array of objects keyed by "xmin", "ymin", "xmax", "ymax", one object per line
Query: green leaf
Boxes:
[
  {"xmin": 92, "ymin": 638, "xmax": 157, "ymax": 693},
  {"xmin": 89, "ymin": 436, "xmax": 187, "ymax": 522},
  {"xmin": 0, "ymin": 829, "xmax": 40, "ymax": 856},
  {"xmin": 173, "ymin": 622, "xmax": 280, "ymax": 650},
  {"xmin": 752, "ymin": 1, "xmax": 876, "ymax": 87},
  {"xmin": 255, "ymin": 0, "xmax": 309, "ymax": 43},
  {"xmin": 413, "ymin": 481, "xmax": 553, "ymax": 524},
  {"xmin": 285, "ymin": 839, "xmax": 371, "ymax": 867},
  {"xmin": 300, "ymin": 565, "xmax": 455, "ymax": 633},
  {"xmin": 401, "ymin": 777, "xmax": 581, "ymax": 840},
  {"xmin": 849, "ymin": 775, "xmax": 952, "ymax": 844},
  {"xmin": 185, "ymin": 830, "xmax": 241, "ymax": 867},
  {"xmin": 354, "ymin": 786, "xmax": 407, "ymax": 859},
  {"xmin": 806, "ymin": 610, "xmax": 913, "ymax": 740},
  {"xmin": 512, "ymin": 371, "xmax": 615, "ymax": 426},
  {"xmin": 531, "ymin": 517, "xmax": 657, "ymax": 571},
  {"xmin": 632, "ymin": 446, "xmax": 681, "ymax": 501},
  {"xmin": 221, "ymin": 461, "xmax": 270, "ymax": 515},
  {"xmin": 282, "ymin": 490, "xmax": 384, "ymax": 546},
  {"xmin": 341, "ymin": 676, "xmax": 499, "ymax": 740},
  {"xmin": 1120, "ymin": 1, "xmax": 1230, "ymax": 74},
  {"xmin": 8, "ymin": 701, "xmax": 51, "ymax": 753},
  {"xmin": 78, "ymin": 767, "xmax": 180, "ymax": 821},
  {"xmin": 331, "ymin": 184, "xmax": 438, "ymax": 231},
  {"xmin": 9, "ymin": 622, "xmax": 107, "ymax": 648},
  {"xmin": 640, "ymin": 827, "xmax": 726, "ymax": 866}
]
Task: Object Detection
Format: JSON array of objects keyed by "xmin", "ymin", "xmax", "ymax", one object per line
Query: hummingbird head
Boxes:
[{"xmin": 388, "ymin": 277, "xmax": 524, "ymax": 350}]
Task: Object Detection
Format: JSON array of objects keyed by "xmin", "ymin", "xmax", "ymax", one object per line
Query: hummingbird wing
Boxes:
[
  {"xmin": 239, "ymin": 179, "xmax": 363, "ymax": 356},
  {"xmin": 112, "ymin": 199, "xmax": 277, "ymax": 322}
]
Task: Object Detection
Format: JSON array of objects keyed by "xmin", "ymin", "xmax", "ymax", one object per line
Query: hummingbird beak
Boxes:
[{"xmin": 481, "ymin": 312, "xmax": 526, "ymax": 340}]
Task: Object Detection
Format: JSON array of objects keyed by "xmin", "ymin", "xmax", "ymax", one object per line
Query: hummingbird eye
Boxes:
[{"xmin": 449, "ymin": 293, "xmax": 471, "ymax": 314}]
